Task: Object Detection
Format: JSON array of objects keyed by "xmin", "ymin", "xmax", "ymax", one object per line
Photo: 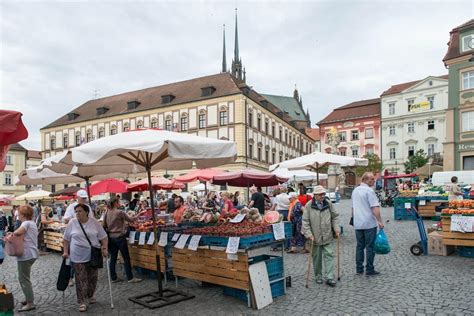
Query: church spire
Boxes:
[
  {"xmin": 293, "ymin": 84, "xmax": 299, "ymax": 101},
  {"xmin": 222, "ymin": 24, "xmax": 227, "ymax": 73},
  {"xmin": 231, "ymin": 8, "xmax": 245, "ymax": 82},
  {"xmin": 234, "ymin": 9, "xmax": 239, "ymax": 62}
]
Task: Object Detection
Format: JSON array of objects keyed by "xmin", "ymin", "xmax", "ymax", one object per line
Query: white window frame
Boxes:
[
  {"xmin": 427, "ymin": 143, "xmax": 435, "ymax": 156},
  {"xmin": 427, "ymin": 96, "xmax": 435, "ymax": 109},
  {"xmin": 461, "ymin": 34, "xmax": 474, "ymax": 52},
  {"xmin": 338, "ymin": 132, "xmax": 346, "ymax": 142},
  {"xmin": 463, "ymin": 71, "xmax": 474, "ymax": 90},
  {"xmin": 352, "ymin": 148, "xmax": 358, "ymax": 158},
  {"xmin": 408, "ymin": 145, "xmax": 415, "ymax": 157},
  {"xmin": 365, "ymin": 128, "xmax": 374, "ymax": 139},
  {"xmin": 366, "ymin": 147, "xmax": 374, "ymax": 155},
  {"xmin": 407, "ymin": 99, "xmax": 415, "ymax": 112},
  {"xmin": 6, "ymin": 155, "xmax": 12, "ymax": 165},
  {"xmin": 407, "ymin": 122, "xmax": 415, "ymax": 133},
  {"xmin": 351, "ymin": 130, "xmax": 359, "ymax": 141},
  {"xmin": 389, "ymin": 148, "xmax": 396, "ymax": 159},
  {"xmin": 389, "ymin": 103, "xmax": 395, "ymax": 115},
  {"xmin": 389, "ymin": 125, "xmax": 396, "ymax": 136},
  {"xmin": 4, "ymin": 173, "xmax": 12, "ymax": 185},
  {"xmin": 462, "ymin": 111, "xmax": 474, "ymax": 132},
  {"xmin": 427, "ymin": 120, "xmax": 435, "ymax": 130}
]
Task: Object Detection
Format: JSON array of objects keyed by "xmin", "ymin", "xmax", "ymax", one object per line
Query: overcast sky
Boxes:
[{"xmin": 1, "ymin": 0, "xmax": 472, "ymax": 151}]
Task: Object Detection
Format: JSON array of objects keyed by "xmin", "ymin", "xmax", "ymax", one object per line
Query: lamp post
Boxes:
[{"xmin": 427, "ymin": 158, "xmax": 433, "ymax": 183}]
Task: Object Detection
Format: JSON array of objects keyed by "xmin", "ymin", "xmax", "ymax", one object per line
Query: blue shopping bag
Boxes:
[{"xmin": 374, "ymin": 228, "xmax": 391, "ymax": 255}]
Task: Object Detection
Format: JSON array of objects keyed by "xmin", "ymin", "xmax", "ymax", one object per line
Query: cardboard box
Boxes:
[
  {"xmin": 428, "ymin": 231, "xmax": 455, "ymax": 256},
  {"xmin": 0, "ymin": 284, "xmax": 14, "ymax": 312}
]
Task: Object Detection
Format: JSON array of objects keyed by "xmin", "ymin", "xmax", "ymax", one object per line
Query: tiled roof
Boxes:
[
  {"xmin": 27, "ymin": 150, "xmax": 42, "ymax": 159},
  {"xmin": 380, "ymin": 75, "xmax": 448, "ymax": 97},
  {"xmin": 305, "ymin": 128, "xmax": 320, "ymax": 141},
  {"xmin": 260, "ymin": 94, "xmax": 307, "ymax": 121},
  {"xmin": 317, "ymin": 98, "xmax": 380, "ymax": 125},
  {"xmin": 8, "ymin": 143, "xmax": 27, "ymax": 152},
  {"xmin": 443, "ymin": 19, "xmax": 474, "ymax": 63}
]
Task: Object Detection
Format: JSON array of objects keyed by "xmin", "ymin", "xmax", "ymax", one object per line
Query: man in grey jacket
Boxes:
[{"xmin": 302, "ymin": 185, "xmax": 340, "ymax": 287}]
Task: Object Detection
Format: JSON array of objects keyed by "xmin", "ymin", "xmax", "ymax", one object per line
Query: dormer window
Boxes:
[
  {"xmin": 68, "ymin": 112, "xmax": 79, "ymax": 121},
  {"xmin": 96, "ymin": 106, "xmax": 109, "ymax": 115},
  {"xmin": 201, "ymin": 86, "xmax": 216, "ymax": 97},
  {"xmin": 161, "ymin": 94, "xmax": 175, "ymax": 104},
  {"xmin": 127, "ymin": 100, "xmax": 140, "ymax": 110},
  {"xmin": 462, "ymin": 34, "xmax": 474, "ymax": 52},
  {"xmin": 260, "ymin": 100, "xmax": 268, "ymax": 107}
]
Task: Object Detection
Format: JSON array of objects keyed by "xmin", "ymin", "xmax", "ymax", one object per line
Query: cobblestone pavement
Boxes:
[{"xmin": 1, "ymin": 200, "xmax": 473, "ymax": 315}]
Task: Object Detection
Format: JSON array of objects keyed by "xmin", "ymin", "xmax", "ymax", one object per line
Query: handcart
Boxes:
[{"xmin": 406, "ymin": 205, "xmax": 428, "ymax": 256}]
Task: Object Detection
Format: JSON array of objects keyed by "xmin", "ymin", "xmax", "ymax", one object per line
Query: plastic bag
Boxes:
[
  {"xmin": 57, "ymin": 258, "xmax": 72, "ymax": 291},
  {"xmin": 374, "ymin": 229, "xmax": 391, "ymax": 255}
]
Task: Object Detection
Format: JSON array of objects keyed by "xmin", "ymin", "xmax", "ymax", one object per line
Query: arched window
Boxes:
[
  {"xmin": 75, "ymin": 131, "xmax": 81, "ymax": 146},
  {"xmin": 151, "ymin": 118, "xmax": 158, "ymax": 128},
  {"xmin": 98, "ymin": 127, "xmax": 105, "ymax": 138},
  {"xmin": 50, "ymin": 135, "xmax": 56, "ymax": 150},
  {"xmin": 63, "ymin": 134, "xmax": 69, "ymax": 148},
  {"xmin": 165, "ymin": 115, "xmax": 172, "ymax": 131},
  {"xmin": 110, "ymin": 125, "xmax": 118, "ymax": 135},
  {"xmin": 86, "ymin": 129, "xmax": 93, "ymax": 143},
  {"xmin": 123, "ymin": 122, "xmax": 130, "ymax": 132},
  {"xmin": 136, "ymin": 120, "xmax": 144, "ymax": 129},
  {"xmin": 180, "ymin": 114, "xmax": 188, "ymax": 131},
  {"xmin": 198, "ymin": 111, "xmax": 206, "ymax": 129},
  {"xmin": 219, "ymin": 107, "xmax": 228, "ymax": 126}
]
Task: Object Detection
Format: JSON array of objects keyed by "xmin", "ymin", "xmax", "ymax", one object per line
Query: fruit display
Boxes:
[
  {"xmin": 399, "ymin": 190, "xmax": 418, "ymax": 197},
  {"xmin": 441, "ymin": 209, "xmax": 474, "ymax": 215},
  {"xmin": 239, "ymin": 207, "xmax": 263, "ymax": 224},
  {"xmin": 44, "ymin": 222, "xmax": 66, "ymax": 231},
  {"xmin": 441, "ymin": 200, "xmax": 474, "ymax": 216},
  {"xmin": 263, "ymin": 211, "xmax": 283, "ymax": 225},
  {"xmin": 183, "ymin": 221, "xmax": 270, "ymax": 237}
]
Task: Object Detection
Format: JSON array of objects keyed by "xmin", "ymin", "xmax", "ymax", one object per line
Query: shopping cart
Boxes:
[{"xmin": 406, "ymin": 205, "xmax": 428, "ymax": 256}]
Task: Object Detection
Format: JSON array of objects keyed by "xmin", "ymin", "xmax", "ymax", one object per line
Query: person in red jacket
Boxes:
[{"xmin": 297, "ymin": 183, "xmax": 312, "ymax": 207}]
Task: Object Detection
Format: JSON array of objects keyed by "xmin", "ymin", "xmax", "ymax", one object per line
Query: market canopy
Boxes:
[
  {"xmin": 174, "ymin": 168, "xmax": 225, "ymax": 183},
  {"xmin": 49, "ymin": 186, "xmax": 83, "ymax": 197},
  {"xmin": 212, "ymin": 168, "xmax": 288, "ymax": 187},
  {"xmin": 414, "ymin": 164, "xmax": 443, "ymax": 178},
  {"xmin": 0, "ymin": 110, "xmax": 28, "ymax": 172},
  {"xmin": 15, "ymin": 189, "xmax": 53, "ymax": 201},
  {"xmin": 127, "ymin": 176, "xmax": 184, "ymax": 191},
  {"xmin": 89, "ymin": 178, "xmax": 129, "ymax": 196},
  {"xmin": 191, "ymin": 182, "xmax": 219, "ymax": 192},
  {"xmin": 271, "ymin": 167, "xmax": 327, "ymax": 183}
]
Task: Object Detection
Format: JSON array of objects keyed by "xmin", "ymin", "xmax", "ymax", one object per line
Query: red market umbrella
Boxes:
[
  {"xmin": 212, "ymin": 168, "xmax": 288, "ymax": 187},
  {"xmin": 55, "ymin": 195, "xmax": 74, "ymax": 201},
  {"xmin": 174, "ymin": 168, "xmax": 225, "ymax": 183},
  {"xmin": 89, "ymin": 178, "xmax": 129, "ymax": 196},
  {"xmin": 0, "ymin": 110, "xmax": 29, "ymax": 171},
  {"xmin": 127, "ymin": 176, "xmax": 184, "ymax": 191}
]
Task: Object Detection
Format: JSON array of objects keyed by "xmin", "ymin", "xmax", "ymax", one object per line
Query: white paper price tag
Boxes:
[
  {"xmin": 230, "ymin": 213, "xmax": 246, "ymax": 223},
  {"xmin": 404, "ymin": 203, "xmax": 411, "ymax": 209},
  {"xmin": 451, "ymin": 215, "xmax": 474, "ymax": 233},
  {"xmin": 138, "ymin": 232, "xmax": 146, "ymax": 245},
  {"xmin": 147, "ymin": 232, "xmax": 155, "ymax": 245},
  {"xmin": 128, "ymin": 231, "xmax": 136, "ymax": 244},
  {"xmin": 158, "ymin": 232, "xmax": 168, "ymax": 247},
  {"xmin": 226, "ymin": 237, "xmax": 240, "ymax": 254},
  {"xmin": 272, "ymin": 222, "xmax": 285, "ymax": 240},
  {"xmin": 188, "ymin": 235, "xmax": 202, "ymax": 251},
  {"xmin": 172, "ymin": 233, "xmax": 181, "ymax": 242},
  {"xmin": 174, "ymin": 234, "xmax": 190, "ymax": 249},
  {"xmin": 227, "ymin": 253, "xmax": 238, "ymax": 261},
  {"xmin": 419, "ymin": 200, "xmax": 426, "ymax": 206}
]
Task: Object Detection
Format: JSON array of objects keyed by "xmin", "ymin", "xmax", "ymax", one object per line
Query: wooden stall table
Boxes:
[
  {"xmin": 43, "ymin": 230, "xmax": 64, "ymax": 252},
  {"xmin": 441, "ymin": 216, "xmax": 474, "ymax": 247}
]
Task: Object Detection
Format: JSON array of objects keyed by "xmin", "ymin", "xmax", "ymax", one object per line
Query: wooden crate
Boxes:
[
  {"xmin": 428, "ymin": 232, "xmax": 455, "ymax": 256},
  {"xmin": 44, "ymin": 230, "xmax": 63, "ymax": 252},
  {"xmin": 417, "ymin": 202, "xmax": 440, "ymax": 217},
  {"xmin": 128, "ymin": 244, "xmax": 167, "ymax": 273},
  {"xmin": 172, "ymin": 248, "xmax": 250, "ymax": 290},
  {"xmin": 441, "ymin": 217, "xmax": 474, "ymax": 247}
]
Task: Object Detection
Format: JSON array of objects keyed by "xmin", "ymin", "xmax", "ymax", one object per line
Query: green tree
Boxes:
[
  {"xmin": 404, "ymin": 149, "xmax": 428, "ymax": 173},
  {"xmin": 355, "ymin": 153, "xmax": 383, "ymax": 177}
]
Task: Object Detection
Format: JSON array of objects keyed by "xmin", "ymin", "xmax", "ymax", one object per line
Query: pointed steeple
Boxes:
[
  {"xmin": 234, "ymin": 9, "xmax": 239, "ymax": 62},
  {"xmin": 231, "ymin": 8, "xmax": 245, "ymax": 81},
  {"xmin": 293, "ymin": 84, "xmax": 299, "ymax": 101},
  {"xmin": 222, "ymin": 24, "xmax": 227, "ymax": 73}
]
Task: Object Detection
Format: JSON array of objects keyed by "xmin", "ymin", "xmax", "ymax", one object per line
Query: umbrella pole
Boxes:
[
  {"xmin": 84, "ymin": 176, "xmax": 94, "ymax": 214},
  {"xmin": 316, "ymin": 163, "xmax": 320, "ymax": 185},
  {"xmin": 204, "ymin": 182, "xmax": 208, "ymax": 195}
]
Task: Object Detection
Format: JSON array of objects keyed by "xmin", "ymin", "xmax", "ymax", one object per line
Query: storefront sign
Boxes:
[
  {"xmin": 458, "ymin": 142, "xmax": 474, "ymax": 151},
  {"xmin": 409, "ymin": 101, "xmax": 429, "ymax": 112}
]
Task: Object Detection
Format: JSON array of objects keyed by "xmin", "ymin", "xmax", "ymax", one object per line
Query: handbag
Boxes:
[
  {"xmin": 56, "ymin": 258, "xmax": 72, "ymax": 291},
  {"xmin": 4, "ymin": 233, "xmax": 24, "ymax": 257},
  {"xmin": 78, "ymin": 221, "xmax": 103, "ymax": 269}
]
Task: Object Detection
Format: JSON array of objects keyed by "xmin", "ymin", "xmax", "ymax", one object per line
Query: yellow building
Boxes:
[{"xmin": 0, "ymin": 143, "xmax": 27, "ymax": 196}]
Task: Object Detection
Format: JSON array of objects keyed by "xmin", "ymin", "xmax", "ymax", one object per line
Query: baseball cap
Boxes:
[{"xmin": 76, "ymin": 189, "xmax": 89, "ymax": 199}]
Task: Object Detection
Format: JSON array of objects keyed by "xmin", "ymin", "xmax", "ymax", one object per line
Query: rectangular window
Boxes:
[
  {"xmin": 463, "ymin": 155, "xmax": 474, "ymax": 170},
  {"xmin": 151, "ymin": 120, "xmax": 157, "ymax": 128},
  {"xmin": 181, "ymin": 117, "xmax": 188, "ymax": 131},
  {"xmin": 98, "ymin": 130, "xmax": 105, "ymax": 138},
  {"xmin": 265, "ymin": 121, "xmax": 269, "ymax": 134},
  {"xmin": 389, "ymin": 103, "xmax": 395, "ymax": 115},
  {"xmin": 407, "ymin": 99, "xmax": 415, "ymax": 112},
  {"xmin": 337, "ymin": 132, "xmax": 346, "ymax": 142},
  {"xmin": 257, "ymin": 147, "xmax": 262, "ymax": 161},
  {"xmin": 389, "ymin": 125, "xmax": 396, "ymax": 136},
  {"xmin": 427, "ymin": 143, "xmax": 435, "ymax": 156},
  {"xmin": 248, "ymin": 112, "xmax": 253, "ymax": 128},
  {"xmin": 407, "ymin": 122, "xmax": 415, "ymax": 133},
  {"xmin": 279, "ymin": 127, "xmax": 282, "ymax": 140},
  {"xmin": 285, "ymin": 131, "xmax": 288, "ymax": 144},
  {"xmin": 4, "ymin": 173, "xmax": 12, "ymax": 185},
  {"xmin": 272, "ymin": 124, "xmax": 275, "ymax": 137},
  {"xmin": 365, "ymin": 128, "xmax": 374, "ymax": 139},
  {"xmin": 75, "ymin": 134, "xmax": 81, "ymax": 146},
  {"xmin": 462, "ymin": 111, "xmax": 474, "ymax": 132},
  {"xmin": 110, "ymin": 128, "xmax": 117, "ymax": 135},
  {"xmin": 249, "ymin": 144, "xmax": 253, "ymax": 159},
  {"xmin": 63, "ymin": 135, "xmax": 69, "ymax": 148},
  {"xmin": 257, "ymin": 117, "xmax": 261, "ymax": 131},
  {"xmin": 427, "ymin": 96, "xmax": 435, "ymax": 109},
  {"xmin": 462, "ymin": 34, "xmax": 474, "ymax": 52},
  {"xmin": 390, "ymin": 148, "xmax": 396, "ymax": 159},
  {"xmin": 265, "ymin": 149, "xmax": 269, "ymax": 163},
  {"xmin": 272, "ymin": 152, "xmax": 275, "ymax": 164},
  {"xmin": 463, "ymin": 71, "xmax": 474, "ymax": 90},
  {"xmin": 427, "ymin": 120, "xmax": 435, "ymax": 130},
  {"xmin": 351, "ymin": 130, "xmax": 359, "ymax": 141},
  {"xmin": 408, "ymin": 145, "xmax": 415, "ymax": 157},
  {"xmin": 352, "ymin": 148, "xmax": 358, "ymax": 157},
  {"xmin": 50, "ymin": 138, "xmax": 56, "ymax": 150},
  {"xmin": 86, "ymin": 133, "xmax": 92, "ymax": 143},
  {"xmin": 6, "ymin": 155, "xmax": 12, "ymax": 165},
  {"xmin": 279, "ymin": 153, "xmax": 283, "ymax": 162},
  {"xmin": 366, "ymin": 147, "xmax": 374, "ymax": 155},
  {"xmin": 219, "ymin": 111, "xmax": 227, "ymax": 125},
  {"xmin": 198, "ymin": 114, "xmax": 206, "ymax": 129},
  {"xmin": 339, "ymin": 149, "xmax": 346, "ymax": 156},
  {"xmin": 165, "ymin": 119, "xmax": 172, "ymax": 131}
]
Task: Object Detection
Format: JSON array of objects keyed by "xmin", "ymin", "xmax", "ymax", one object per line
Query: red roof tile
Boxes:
[
  {"xmin": 305, "ymin": 128, "xmax": 320, "ymax": 141},
  {"xmin": 317, "ymin": 98, "xmax": 380, "ymax": 125},
  {"xmin": 380, "ymin": 75, "xmax": 448, "ymax": 97},
  {"xmin": 27, "ymin": 150, "xmax": 42, "ymax": 159},
  {"xmin": 443, "ymin": 19, "xmax": 474, "ymax": 63}
]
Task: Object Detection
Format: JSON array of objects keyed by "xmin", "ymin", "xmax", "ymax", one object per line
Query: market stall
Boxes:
[
  {"xmin": 43, "ymin": 222, "xmax": 66, "ymax": 252},
  {"xmin": 394, "ymin": 187, "xmax": 448, "ymax": 220},
  {"xmin": 440, "ymin": 201, "xmax": 474, "ymax": 255}
]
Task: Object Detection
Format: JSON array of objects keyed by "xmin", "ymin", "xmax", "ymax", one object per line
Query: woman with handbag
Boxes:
[
  {"xmin": 62, "ymin": 204, "xmax": 108, "ymax": 312},
  {"xmin": 4, "ymin": 205, "xmax": 38, "ymax": 312}
]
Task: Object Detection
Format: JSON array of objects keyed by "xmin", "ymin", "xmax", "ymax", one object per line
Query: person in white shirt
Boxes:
[
  {"xmin": 63, "ymin": 190, "xmax": 94, "ymax": 223},
  {"xmin": 351, "ymin": 172, "xmax": 384, "ymax": 277}
]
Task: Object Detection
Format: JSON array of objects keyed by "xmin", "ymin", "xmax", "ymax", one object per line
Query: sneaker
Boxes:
[
  {"xmin": 18, "ymin": 304, "xmax": 36, "ymax": 312},
  {"xmin": 111, "ymin": 277, "xmax": 123, "ymax": 283},
  {"xmin": 326, "ymin": 279, "xmax": 336, "ymax": 287},
  {"xmin": 79, "ymin": 304, "xmax": 87, "ymax": 312},
  {"xmin": 68, "ymin": 279, "xmax": 75, "ymax": 287},
  {"xmin": 88, "ymin": 297, "xmax": 96, "ymax": 304},
  {"xmin": 366, "ymin": 270, "xmax": 380, "ymax": 276},
  {"xmin": 315, "ymin": 278, "xmax": 323, "ymax": 284},
  {"xmin": 128, "ymin": 277, "xmax": 143, "ymax": 283}
]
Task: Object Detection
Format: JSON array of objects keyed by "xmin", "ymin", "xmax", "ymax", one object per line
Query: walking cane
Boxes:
[
  {"xmin": 337, "ymin": 235, "xmax": 341, "ymax": 281},
  {"xmin": 305, "ymin": 240, "xmax": 314, "ymax": 288},
  {"xmin": 106, "ymin": 257, "xmax": 114, "ymax": 309}
]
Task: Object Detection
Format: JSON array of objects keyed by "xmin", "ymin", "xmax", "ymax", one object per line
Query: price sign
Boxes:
[
  {"xmin": 227, "ymin": 253, "xmax": 238, "ymax": 261},
  {"xmin": 158, "ymin": 232, "xmax": 168, "ymax": 247},
  {"xmin": 128, "ymin": 231, "xmax": 136, "ymax": 244},
  {"xmin": 147, "ymin": 232, "xmax": 155, "ymax": 245},
  {"xmin": 226, "ymin": 237, "xmax": 240, "ymax": 254},
  {"xmin": 172, "ymin": 233, "xmax": 181, "ymax": 242},
  {"xmin": 188, "ymin": 235, "xmax": 202, "ymax": 251},
  {"xmin": 419, "ymin": 200, "xmax": 426, "ymax": 206},
  {"xmin": 138, "ymin": 232, "xmax": 146, "ymax": 245},
  {"xmin": 451, "ymin": 215, "xmax": 474, "ymax": 233},
  {"xmin": 405, "ymin": 203, "xmax": 411, "ymax": 209},
  {"xmin": 272, "ymin": 222, "xmax": 285, "ymax": 240},
  {"xmin": 174, "ymin": 234, "xmax": 190, "ymax": 249},
  {"xmin": 230, "ymin": 213, "xmax": 246, "ymax": 223}
]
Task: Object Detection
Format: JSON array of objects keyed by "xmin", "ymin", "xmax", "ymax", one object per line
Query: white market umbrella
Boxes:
[
  {"xmin": 15, "ymin": 189, "xmax": 53, "ymax": 201},
  {"xmin": 40, "ymin": 128, "xmax": 237, "ymax": 298},
  {"xmin": 270, "ymin": 151, "xmax": 368, "ymax": 184},
  {"xmin": 272, "ymin": 167, "xmax": 327, "ymax": 183},
  {"xmin": 17, "ymin": 167, "xmax": 124, "ymax": 186},
  {"xmin": 191, "ymin": 182, "xmax": 219, "ymax": 192}
]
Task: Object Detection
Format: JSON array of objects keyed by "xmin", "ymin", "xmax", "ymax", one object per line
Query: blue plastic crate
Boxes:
[
  {"xmin": 201, "ymin": 233, "xmax": 275, "ymax": 248},
  {"xmin": 284, "ymin": 222, "xmax": 293, "ymax": 238},
  {"xmin": 249, "ymin": 255, "xmax": 284, "ymax": 281},
  {"xmin": 394, "ymin": 207, "xmax": 416, "ymax": 221},
  {"xmin": 270, "ymin": 279, "xmax": 285, "ymax": 298},
  {"xmin": 394, "ymin": 197, "xmax": 417, "ymax": 208},
  {"xmin": 223, "ymin": 286, "xmax": 248, "ymax": 301},
  {"xmin": 458, "ymin": 246, "xmax": 474, "ymax": 258}
]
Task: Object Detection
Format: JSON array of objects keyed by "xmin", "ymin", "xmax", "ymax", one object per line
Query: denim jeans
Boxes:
[
  {"xmin": 109, "ymin": 236, "xmax": 134, "ymax": 281},
  {"xmin": 355, "ymin": 227, "xmax": 377, "ymax": 273}
]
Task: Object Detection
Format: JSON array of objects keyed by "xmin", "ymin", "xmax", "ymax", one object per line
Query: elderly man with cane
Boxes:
[{"xmin": 302, "ymin": 185, "xmax": 340, "ymax": 287}]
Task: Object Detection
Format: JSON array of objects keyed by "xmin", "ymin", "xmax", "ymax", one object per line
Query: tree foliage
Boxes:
[
  {"xmin": 404, "ymin": 149, "xmax": 428, "ymax": 174},
  {"xmin": 355, "ymin": 153, "xmax": 383, "ymax": 177}
]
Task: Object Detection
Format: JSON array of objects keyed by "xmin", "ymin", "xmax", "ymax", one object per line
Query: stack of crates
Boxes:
[{"xmin": 393, "ymin": 197, "xmax": 417, "ymax": 220}]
